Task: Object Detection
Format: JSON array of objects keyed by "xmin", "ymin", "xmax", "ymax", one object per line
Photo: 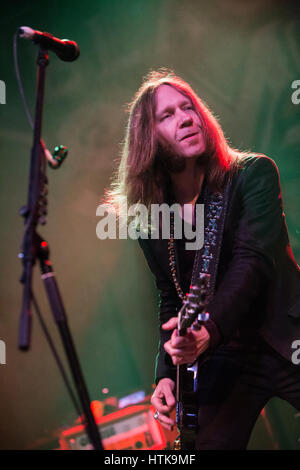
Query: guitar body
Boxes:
[
  {"xmin": 174, "ymin": 273, "xmax": 210, "ymax": 450},
  {"xmin": 176, "ymin": 364, "xmax": 199, "ymax": 450}
]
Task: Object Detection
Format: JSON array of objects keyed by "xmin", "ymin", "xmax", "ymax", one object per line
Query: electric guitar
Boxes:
[{"xmin": 174, "ymin": 272, "xmax": 210, "ymax": 450}]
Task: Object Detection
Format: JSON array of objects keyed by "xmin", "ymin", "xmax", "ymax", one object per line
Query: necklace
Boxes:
[
  {"xmin": 167, "ymin": 181, "xmax": 230, "ymax": 307},
  {"xmin": 168, "ymin": 211, "xmax": 186, "ymax": 301}
]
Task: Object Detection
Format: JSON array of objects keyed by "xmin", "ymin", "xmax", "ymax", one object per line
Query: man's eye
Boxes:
[{"xmin": 161, "ymin": 114, "xmax": 171, "ymax": 121}]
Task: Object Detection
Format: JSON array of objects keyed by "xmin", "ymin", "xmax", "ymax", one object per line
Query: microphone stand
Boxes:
[{"xmin": 18, "ymin": 46, "xmax": 103, "ymax": 450}]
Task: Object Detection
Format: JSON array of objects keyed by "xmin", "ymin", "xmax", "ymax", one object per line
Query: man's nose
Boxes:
[{"xmin": 178, "ymin": 110, "xmax": 193, "ymax": 127}]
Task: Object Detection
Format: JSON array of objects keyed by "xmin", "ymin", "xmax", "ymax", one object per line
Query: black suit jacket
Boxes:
[{"xmin": 138, "ymin": 155, "xmax": 300, "ymax": 382}]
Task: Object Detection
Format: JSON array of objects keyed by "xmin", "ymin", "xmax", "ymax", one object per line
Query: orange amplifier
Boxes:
[{"xmin": 59, "ymin": 404, "xmax": 167, "ymax": 450}]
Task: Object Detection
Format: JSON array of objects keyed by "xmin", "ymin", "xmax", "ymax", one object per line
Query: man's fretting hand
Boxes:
[{"xmin": 162, "ymin": 316, "xmax": 210, "ymax": 366}]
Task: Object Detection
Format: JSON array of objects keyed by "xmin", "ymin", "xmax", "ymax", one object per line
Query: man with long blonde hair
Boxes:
[{"xmin": 105, "ymin": 69, "xmax": 300, "ymax": 449}]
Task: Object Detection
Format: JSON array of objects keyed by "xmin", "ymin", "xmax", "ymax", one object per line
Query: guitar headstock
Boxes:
[{"xmin": 177, "ymin": 273, "xmax": 210, "ymax": 335}]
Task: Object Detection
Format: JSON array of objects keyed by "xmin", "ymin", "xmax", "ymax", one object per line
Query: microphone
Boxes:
[{"xmin": 18, "ymin": 26, "xmax": 80, "ymax": 62}]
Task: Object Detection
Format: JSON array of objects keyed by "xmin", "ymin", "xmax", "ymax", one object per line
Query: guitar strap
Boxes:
[
  {"xmin": 172, "ymin": 178, "xmax": 232, "ymax": 451},
  {"xmin": 190, "ymin": 177, "xmax": 232, "ymax": 302}
]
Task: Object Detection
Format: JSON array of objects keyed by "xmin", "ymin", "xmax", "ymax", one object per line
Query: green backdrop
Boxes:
[{"xmin": 0, "ymin": 0, "xmax": 299, "ymax": 449}]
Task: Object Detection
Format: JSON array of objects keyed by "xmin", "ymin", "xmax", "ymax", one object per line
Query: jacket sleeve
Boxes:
[
  {"xmin": 137, "ymin": 238, "xmax": 178, "ymax": 383},
  {"xmin": 207, "ymin": 156, "xmax": 284, "ymax": 342}
]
